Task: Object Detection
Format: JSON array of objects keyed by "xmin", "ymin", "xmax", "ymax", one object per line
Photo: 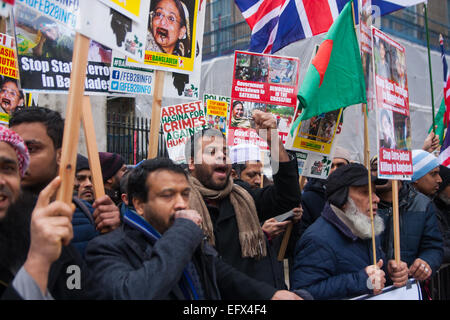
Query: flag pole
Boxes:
[
  {"xmin": 391, "ymin": 180, "xmax": 401, "ymax": 264},
  {"xmin": 354, "ymin": 0, "xmax": 377, "ymax": 266},
  {"xmin": 424, "ymin": 3, "xmax": 436, "ymax": 133},
  {"xmin": 364, "ymin": 104, "xmax": 377, "ymax": 266}
]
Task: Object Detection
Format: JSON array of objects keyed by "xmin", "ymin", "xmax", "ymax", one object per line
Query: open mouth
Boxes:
[
  {"xmin": 156, "ymin": 27, "xmax": 168, "ymax": 39},
  {"xmin": 213, "ymin": 165, "xmax": 228, "ymax": 179},
  {"xmin": 1, "ymin": 98, "xmax": 11, "ymax": 108},
  {"xmin": 0, "ymin": 193, "xmax": 10, "ymax": 208}
]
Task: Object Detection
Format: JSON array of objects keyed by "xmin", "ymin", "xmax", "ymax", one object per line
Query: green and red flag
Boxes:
[{"xmin": 290, "ymin": 0, "xmax": 366, "ymax": 136}]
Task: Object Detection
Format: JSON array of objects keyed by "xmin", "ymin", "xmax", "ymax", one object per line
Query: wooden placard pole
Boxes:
[
  {"xmin": 277, "ymin": 222, "xmax": 293, "ymax": 261},
  {"xmin": 391, "ymin": 179, "xmax": 401, "ymax": 264},
  {"xmin": 81, "ymin": 96, "xmax": 105, "ymax": 199},
  {"xmin": 276, "ymin": 175, "xmax": 304, "ymax": 261},
  {"xmin": 363, "ymin": 104, "xmax": 377, "ymax": 266},
  {"xmin": 56, "ymin": 33, "xmax": 90, "ymax": 204},
  {"xmin": 148, "ymin": 70, "xmax": 165, "ymax": 159},
  {"xmin": 259, "ymin": 150, "xmax": 264, "ymax": 188}
]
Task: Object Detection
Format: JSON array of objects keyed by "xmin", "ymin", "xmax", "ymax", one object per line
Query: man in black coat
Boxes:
[
  {"xmin": 298, "ymin": 146, "xmax": 352, "ymax": 239},
  {"xmin": 434, "ymin": 165, "xmax": 450, "ymax": 264},
  {"xmin": 184, "ymin": 111, "xmax": 301, "ymax": 288},
  {"xmin": 85, "ymin": 158, "xmax": 305, "ymax": 300}
]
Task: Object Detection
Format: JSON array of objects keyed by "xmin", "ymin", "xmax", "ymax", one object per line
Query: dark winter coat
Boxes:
[
  {"xmin": 299, "ymin": 178, "xmax": 327, "ymax": 238},
  {"xmin": 205, "ymin": 158, "xmax": 301, "ymax": 289},
  {"xmin": 71, "ymin": 198, "xmax": 99, "ymax": 257},
  {"xmin": 378, "ymin": 183, "xmax": 443, "ymax": 274},
  {"xmin": 291, "ymin": 203, "xmax": 385, "ymax": 300},
  {"xmin": 85, "ymin": 218, "xmax": 277, "ymax": 300},
  {"xmin": 433, "ymin": 196, "xmax": 450, "ymax": 264}
]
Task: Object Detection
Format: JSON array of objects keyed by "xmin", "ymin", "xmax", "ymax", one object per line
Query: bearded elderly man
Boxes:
[
  {"xmin": 185, "ymin": 110, "xmax": 301, "ymax": 289},
  {"xmin": 291, "ymin": 163, "xmax": 409, "ymax": 300}
]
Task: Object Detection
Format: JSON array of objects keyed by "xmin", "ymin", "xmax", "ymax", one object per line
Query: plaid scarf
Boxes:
[{"xmin": 188, "ymin": 176, "xmax": 267, "ymax": 259}]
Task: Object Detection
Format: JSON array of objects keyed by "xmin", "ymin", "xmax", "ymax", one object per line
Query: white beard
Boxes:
[{"xmin": 343, "ymin": 198, "xmax": 385, "ymax": 239}]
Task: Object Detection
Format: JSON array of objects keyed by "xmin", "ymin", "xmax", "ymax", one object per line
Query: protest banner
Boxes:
[
  {"xmin": 127, "ymin": 0, "xmax": 202, "ymax": 75},
  {"xmin": 0, "ymin": 0, "xmax": 13, "ymax": 18},
  {"xmin": 229, "ymin": 50, "xmax": 299, "ymax": 150},
  {"xmin": 286, "ymin": 99, "xmax": 343, "ymax": 179},
  {"xmin": 109, "ymin": 51, "xmax": 154, "ymax": 95},
  {"xmin": 161, "ymin": 100, "xmax": 208, "ymax": 163},
  {"xmin": 203, "ymin": 93, "xmax": 230, "ymax": 135},
  {"xmin": 352, "ymin": 279, "xmax": 421, "ymax": 300},
  {"xmin": 162, "ymin": 0, "xmax": 206, "ymax": 98},
  {"xmin": 0, "ymin": 31, "xmax": 25, "ymax": 114},
  {"xmin": 0, "ymin": 111, "xmax": 8, "ymax": 125},
  {"xmin": 77, "ymin": 0, "xmax": 149, "ymax": 62},
  {"xmin": 14, "ymin": 2, "xmax": 112, "ymax": 94},
  {"xmin": 98, "ymin": 0, "xmax": 143, "ymax": 22},
  {"xmin": 372, "ymin": 27, "xmax": 412, "ymax": 180}
]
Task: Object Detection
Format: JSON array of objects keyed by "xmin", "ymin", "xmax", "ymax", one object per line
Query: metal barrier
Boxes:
[{"xmin": 106, "ymin": 113, "xmax": 168, "ymax": 164}]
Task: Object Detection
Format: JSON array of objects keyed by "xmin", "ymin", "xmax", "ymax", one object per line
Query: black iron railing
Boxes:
[{"xmin": 106, "ymin": 113, "xmax": 169, "ymax": 164}]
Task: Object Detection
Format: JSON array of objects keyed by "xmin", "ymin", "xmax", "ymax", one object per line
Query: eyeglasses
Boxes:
[
  {"xmin": 151, "ymin": 9, "xmax": 182, "ymax": 26},
  {"xmin": 1, "ymin": 88, "xmax": 19, "ymax": 98}
]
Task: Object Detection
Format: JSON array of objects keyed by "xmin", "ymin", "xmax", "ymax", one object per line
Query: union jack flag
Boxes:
[
  {"xmin": 235, "ymin": 0, "xmax": 426, "ymax": 54},
  {"xmin": 440, "ymin": 34, "xmax": 450, "ymax": 128}
]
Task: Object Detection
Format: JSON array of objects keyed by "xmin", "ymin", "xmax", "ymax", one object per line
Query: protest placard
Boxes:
[
  {"xmin": 127, "ymin": 0, "xmax": 202, "ymax": 75},
  {"xmin": 14, "ymin": 2, "xmax": 112, "ymax": 94},
  {"xmin": 77, "ymin": 0, "xmax": 149, "ymax": 62},
  {"xmin": 161, "ymin": 100, "xmax": 208, "ymax": 163},
  {"xmin": 372, "ymin": 27, "xmax": 412, "ymax": 180},
  {"xmin": 203, "ymin": 93, "xmax": 230, "ymax": 136},
  {"xmin": 0, "ymin": 31, "xmax": 24, "ymax": 114},
  {"xmin": 0, "ymin": 0, "xmax": 12, "ymax": 18},
  {"xmin": 229, "ymin": 51, "xmax": 299, "ymax": 150},
  {"xmin": 98, "ymin": 0, "xmax": 143, "ymax": 22},
  {"xmin": 287, "ymin": 106, "xmax": 343, "ymax": 179},
  {"xmin": 109, "ymin": 51, "xmax": 154, "ymax": 95},
  {"xmin": 162, "ymin": 0, "xmax": 206, "ymax": 97}
]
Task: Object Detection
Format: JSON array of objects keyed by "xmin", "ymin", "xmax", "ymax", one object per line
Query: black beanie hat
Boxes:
[
  {"xmin": 326, "ymin": 163, "xmax": 385, "ymax": 208},
  {"xmin": 76, "ymin": 154, "xmax": 90, "ymax": 173},
  {"xmin": 99, "ymin": 152, "xmax": 124, "ymax": 182}
]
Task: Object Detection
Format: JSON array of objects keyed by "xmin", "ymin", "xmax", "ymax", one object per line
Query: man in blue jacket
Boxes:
[
  {"xmin": 377, "ymin": 150, "xmax": 443, "ymax": 282},
  {"xmin": 291, "ymin": 163, "xmax": 408, "ymax": 299},
  {"xmin": 85, "ymin": 158, "xmax": 306, "ymax": 300},
  {"xmin": 9, "ymin": 107, "xmax": 121, "ymax": 257}
]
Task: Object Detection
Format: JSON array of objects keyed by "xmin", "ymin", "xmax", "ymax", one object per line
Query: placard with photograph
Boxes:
[
  {"xmin": 229, "ymin": 50, "xmax": 299, "ymax": 150},
  {"xmin": 372, "ymin": 27, "xmax": 412, "ymax": 180}
]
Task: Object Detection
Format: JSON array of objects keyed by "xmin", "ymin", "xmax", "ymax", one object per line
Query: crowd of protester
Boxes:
[{"xmin": 0, "ymin": 106, "xmax": 448, "ymax": 300}]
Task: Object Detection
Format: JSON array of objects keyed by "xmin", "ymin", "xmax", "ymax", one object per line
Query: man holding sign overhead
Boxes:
[{"xmin": 185, "ymin": 110, "xmax": 301, "ymax": 289}]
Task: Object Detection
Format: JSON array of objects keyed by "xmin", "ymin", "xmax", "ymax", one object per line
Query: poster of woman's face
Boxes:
[{"xmin": 148, "ymin": 0, "xmax": 194, "ymax": 58}]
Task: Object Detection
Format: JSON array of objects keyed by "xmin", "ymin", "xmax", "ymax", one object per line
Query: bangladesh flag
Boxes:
[
  {"xmin": 290, "ymin": 0, "xmax": 366, "ymax": 136},
  {"xmin": 428, "ymin": 98, "xmax": 446, "ymax": 146}
]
